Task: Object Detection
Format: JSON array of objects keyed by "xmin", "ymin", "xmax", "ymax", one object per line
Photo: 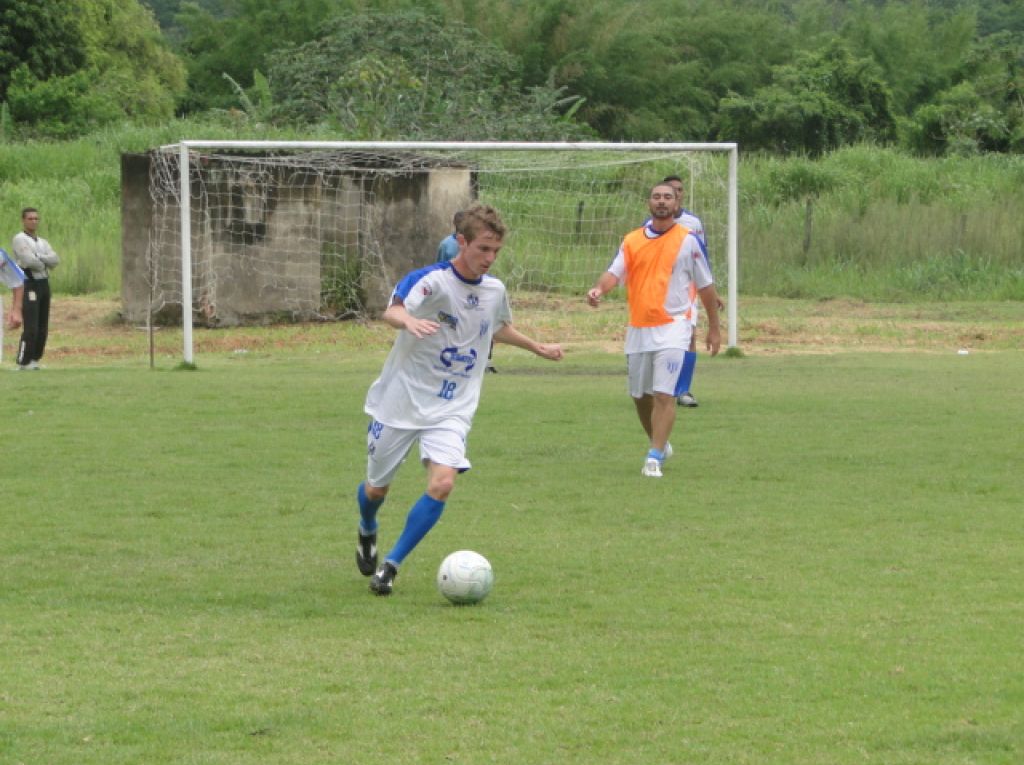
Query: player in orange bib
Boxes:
[{"xmin": 587, "ymin": 182, "xmax": 722, "ymax": 477}]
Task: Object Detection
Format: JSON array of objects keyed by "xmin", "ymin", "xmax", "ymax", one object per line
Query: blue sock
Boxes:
[
  {"xmin": 357, "ymin": 482, "xmax": 385, "ymax": 535},
  {"xmin": 647, "ymin": 448, "xmax": 665, "ymax": 462},
  {"xmin": 385, "ymin": 494, "xmax": 446, "ymax": 565},
  {"xmin": 675, "ymin": 350, "xmax": 697, "ymax": 395}
]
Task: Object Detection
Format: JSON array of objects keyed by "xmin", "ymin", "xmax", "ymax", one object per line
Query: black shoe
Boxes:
[
  {"xmin": 356, "ymin": 530, "xmax": 377, "ymax": 576},
  {"xmin": 369, "ymin": 562, "xmax": 398, "ymax": 595},
  {"xmin": 486, "ymin": 365, "xmax": 498, "ymax": 373}
]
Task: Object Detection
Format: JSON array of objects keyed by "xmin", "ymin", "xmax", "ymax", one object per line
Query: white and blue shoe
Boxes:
[{"xmin": 642, "ymin": 457, "xmax": 663, "ymax": 478}]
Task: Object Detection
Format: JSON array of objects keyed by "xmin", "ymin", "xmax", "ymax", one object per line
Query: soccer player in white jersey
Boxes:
[
  {"xmin": 1, "ymin": 247, "xmax": 26, "ymax": 331},
  {"xmin": 356, "ymin": 203, "xmax": 564, "ymax": 595},
  {"xmin": 588, "ymin": 182, "xmax": 722, "ymax": 477}
]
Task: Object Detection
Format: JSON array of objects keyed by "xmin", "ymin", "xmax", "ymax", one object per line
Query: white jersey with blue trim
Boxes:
[
  {"xmin": 606, "ymin": 225, "xmax": 714, "ymax": 354},
  {"xmin": 675, "ymin": 209, "xmax": 705, "ymax": 243},
  {"xmin": 649, "ymin": 210, "xmax": 710, "ymax": 326},
  {"xmin": 1, "ymin": 248, "xmax": 26, "ymax": 289},
  {"xmin": 365, "ymin": 262, "xmax": 512, "ymax": 434},
  {"xmin": 644, "ymin": 209, "xmax": 705, "ymax": 244}
]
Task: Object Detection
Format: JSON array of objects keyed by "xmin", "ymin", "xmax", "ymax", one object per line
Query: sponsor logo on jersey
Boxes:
[
  {"xmin": 440, "ymin": 347, "xmax": 478, "ymax": 373},
  {"xmin": 437, "ymin": 311, "xmax": 458, "ymax": 329}
]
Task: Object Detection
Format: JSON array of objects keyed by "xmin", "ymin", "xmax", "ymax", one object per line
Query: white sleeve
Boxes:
[
  {"xmin": 11, "ymin": 234, "xmax": 45, "ymax": 272},
  {"xmin": 38, "ymin": 240, "xmax": 59, "ymax": 268},
  {"xmin": 1, "ymin": 250, "xmax": 25, "ymax": 288},
  {"xmin": 607, "ymin": 245, "xmax": 627, "ymax": 282},
  {"xmin": 683, "ymin": 233, "xmax": 714, "ymax": 290}
]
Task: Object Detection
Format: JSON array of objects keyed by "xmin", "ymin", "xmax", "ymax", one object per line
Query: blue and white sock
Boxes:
[
  {"xmin": 675, "ymin": 350, "xmax": 697, "ymax": 395},
  {"xmin": 385, "ymin": 494, "xmax": 446, "ymax": 565},
  {"xmin": 357, "ymin": 482, "xmax": 384, "ymax": 535}
]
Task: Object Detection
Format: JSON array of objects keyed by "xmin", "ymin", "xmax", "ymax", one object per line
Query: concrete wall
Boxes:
[
  {"xmin": 121, "ymin": 152, "xmax": 473, "ymax": 325},
  {"xmin": 122, "ymin": 153, "xmax": 165, "ymax": 323},
  {"xmin": 361, "ymin": 167, "xmax": 474, "ymax": 313}
]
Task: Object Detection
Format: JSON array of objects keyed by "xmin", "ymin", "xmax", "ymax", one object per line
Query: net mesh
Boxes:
[{"xmin": 144, "ymin": 145, "xmax": 732, "ymax": 326}]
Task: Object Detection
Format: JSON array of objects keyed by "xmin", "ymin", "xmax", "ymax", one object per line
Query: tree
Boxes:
[
  {"xmin": 903, "ymin": 81, "xmax": 1012, "ymax": 155},
  {"xmin": 717, "ymin": 42, "xmax": 896, "ymax": 154},
  {"xmin": 266, "ymin": 10, "xmax": 593, "ymax": 140},
  {"xmin": 176, "ymin": 0, "xmax": 342, "ymax": 112},
  {"xmin": 839, "ymin": 0, "xmax": 975, "ymax": 114},
  {"xmin": 0, "ymin": 0, "xmax": 87, "ymax": 102},
  {"xmin": 138, "ymin": 0, "xmax": 226, "ymax": 30},
  {"xmin": 490, "ymin": 0, "xmax": 795, "ymax": 141},
  {"xmin": 3, "ymin": 0, "xmax": 185, "ymax": 137}
]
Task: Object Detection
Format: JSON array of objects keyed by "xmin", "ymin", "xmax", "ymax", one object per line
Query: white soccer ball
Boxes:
[{"xmin": 437, "ymin": 550, "xmax": 494, "ymax": 605}]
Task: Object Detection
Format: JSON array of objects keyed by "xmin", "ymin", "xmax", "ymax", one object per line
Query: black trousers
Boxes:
[{"xmin": 17, "ymin": 278, "xmax": 51, "ymax": 365}]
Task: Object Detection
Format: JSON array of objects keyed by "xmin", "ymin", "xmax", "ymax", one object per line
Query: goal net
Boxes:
[{"xmin": 140, "ymin": 141, "xmax": 738, "ymax": 363}]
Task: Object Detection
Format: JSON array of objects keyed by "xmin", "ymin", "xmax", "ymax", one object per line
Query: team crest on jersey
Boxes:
[
  {"xmin": 440, "ymin": 347, "xmax": 477, "ymax": 374},
  {"xmin": 437, "ymin": 311, "xmax": 458, "ymax": 329},
  {"xmin": 422, "ymin": 285, "xmax": 433, "ymax": 296},
  {"xmin": 466, "ymin": 293, "xmax": 480, "ymax": 308}
]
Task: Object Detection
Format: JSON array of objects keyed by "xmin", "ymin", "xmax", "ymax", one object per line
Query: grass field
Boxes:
[{"xmin": 2, "ymin": 298, "xmax": 1022, "ymax": 764}]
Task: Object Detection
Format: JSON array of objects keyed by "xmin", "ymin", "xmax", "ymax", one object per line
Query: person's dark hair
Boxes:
[
  {"xmin": 21, "ymin": 207, "xmax": 39, "ymax": 219},
  {"xmin": 452, "ymin": 210, "xmax": 467, "ymax": 230},
  {"xmin": 459, "ymin": 203, "xmax": 506, "ymax": 242},
  {"xmin": 661, "ymin": 175, "xmax": 683, "ymax": 184}
]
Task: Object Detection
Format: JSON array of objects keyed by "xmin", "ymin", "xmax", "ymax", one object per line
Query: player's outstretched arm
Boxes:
[
  {"xmin": 493, "ymin": 324, "xmax": 563, "ymax": 361},
  {"xmin": 382, "ymin": 299, "xmax": 439, "ymax": 339},
  {"xmin": 586, "ymin": 272, "xmax": 619, "ymax": 307}
]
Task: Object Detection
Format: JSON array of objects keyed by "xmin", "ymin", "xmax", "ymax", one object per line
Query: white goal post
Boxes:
[{"xmin": 148, "ymin": 140, "xmax": 739, "ymax": 364}]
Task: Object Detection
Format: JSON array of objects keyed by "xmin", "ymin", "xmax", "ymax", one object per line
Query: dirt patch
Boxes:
[{"xmin": 7, "ymin": 294, "xmax": 1021, "ymax": 364}]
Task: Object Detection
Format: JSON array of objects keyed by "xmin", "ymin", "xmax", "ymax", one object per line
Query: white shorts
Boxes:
[
  {"xmin": 366, "ymin": 419, "xmax": 471, "ymax": 488},
  {"xmin": 627, "ymin": 348, "xmax": 687, "ymax": 398}
]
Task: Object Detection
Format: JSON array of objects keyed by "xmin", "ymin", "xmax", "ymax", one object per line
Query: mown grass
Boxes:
[{"xmin": 1, "ymin": 343, "xmax": 1022, "ymax": 764}]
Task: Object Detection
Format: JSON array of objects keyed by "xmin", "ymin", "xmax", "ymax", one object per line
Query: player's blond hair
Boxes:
[{"xmin": 458, "ymin": 203, "xmax": 506, "ymax": 242}]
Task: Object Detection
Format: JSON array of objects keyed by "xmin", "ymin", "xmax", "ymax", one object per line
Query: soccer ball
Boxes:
[{"xmin": 437, "ymin": 550, "xmax": 494, "ymax": 605}]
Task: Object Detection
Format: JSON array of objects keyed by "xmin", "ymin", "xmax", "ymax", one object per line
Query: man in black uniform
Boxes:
[{"xmin": 11, "ymin": 208, "xmax": 59, "ymax": 370}]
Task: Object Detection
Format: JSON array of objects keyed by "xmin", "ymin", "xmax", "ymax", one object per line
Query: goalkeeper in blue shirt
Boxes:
[{"xmin": 435, "ymin": 210, "xmax": 465, "ymax": 263}]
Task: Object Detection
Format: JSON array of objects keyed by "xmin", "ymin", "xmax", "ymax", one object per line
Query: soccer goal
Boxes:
[{"xmin": 142, "ymin": 141, "xmax": 739, "ymax": 364}]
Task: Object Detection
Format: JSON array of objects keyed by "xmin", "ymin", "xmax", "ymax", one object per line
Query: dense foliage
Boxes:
[
  {"xmin": 265, "ymin": 10, "xmax": 592, "ymax": 140},
  {"xmin": 1, "ymin": 0, "xmax": 185, "ymax": 137},
  {"xmin": 1, "ymin": 0, "xmax": 1023, "ymax": 151}
]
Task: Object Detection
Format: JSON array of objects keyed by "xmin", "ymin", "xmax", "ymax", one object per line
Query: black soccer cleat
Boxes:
[
  {"xmin": 356, "ymin": 530, "xmax": 378, "ymax": 576},
  {"xmin": 369, "ymin": 562, "xmax": 398, "ymax": 596}
]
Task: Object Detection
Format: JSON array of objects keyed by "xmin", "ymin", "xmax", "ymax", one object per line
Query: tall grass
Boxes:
[
  {"xmin": 741, "ymin": 147, "xmax": 1024, "ymax": 301},
  {"xmin": 1, "ymin": 126, "xmax": 1022, "ymax": 301}
]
